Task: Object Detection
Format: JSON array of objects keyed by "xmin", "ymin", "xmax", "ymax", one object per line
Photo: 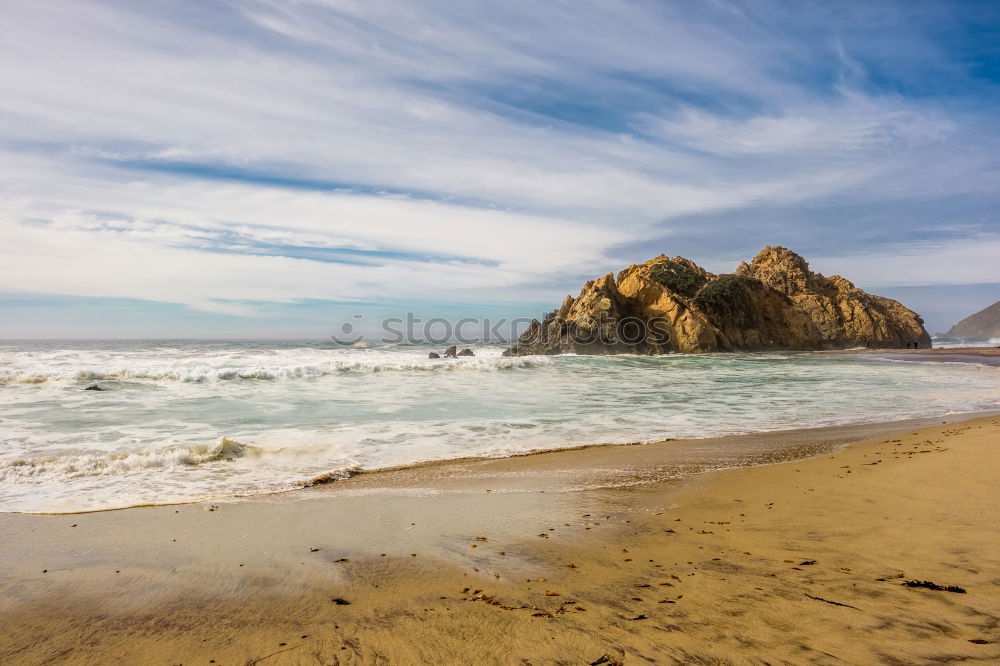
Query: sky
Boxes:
[{"xmin": 1, "ymin": 0, "xmax": 999, "ymax": 338}]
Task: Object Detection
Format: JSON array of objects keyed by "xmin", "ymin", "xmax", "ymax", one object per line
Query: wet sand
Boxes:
[
  {"xmin": 1, "ymin": 414, "xmax": 999, "ymax": 664},
  {"xmin": 839, "ymin": 346, "xmax": 1000, "ymax": 366}
]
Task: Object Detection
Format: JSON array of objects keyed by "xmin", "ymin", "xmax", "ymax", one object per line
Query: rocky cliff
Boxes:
[
  {"xmin": 505, "ymin": 246, "xmax": 931, "ymax": 355},
  {"xmin": 945, "ymin": 301, "xmax": 1000, "ymax": 339}
]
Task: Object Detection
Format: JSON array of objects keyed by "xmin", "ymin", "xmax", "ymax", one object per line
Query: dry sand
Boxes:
[{"xmin": 1, "ymin": 414, "xmax": 999, "ymax": 664}]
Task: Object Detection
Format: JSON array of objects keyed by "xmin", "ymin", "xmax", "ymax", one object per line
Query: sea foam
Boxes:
[
  {"xmin": 0, "ymin": 437, "xmax": 260, "ymax": 482},
  {"xmin": 2, "ymin": 341, "xmax": 999, "ymax": 513},
  {"xmin": 0, "ymin": 351, "xmax": 550, "ymax": 384}
]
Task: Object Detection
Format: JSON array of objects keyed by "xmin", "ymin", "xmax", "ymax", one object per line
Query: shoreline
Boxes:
[
  {"xmin": 2, "ymin": 411, "xmax": 999, "ymax": 662},
  {"xmin": 8, "ymin": 408, "xmax": 999, "ymax": 517},
  {"xmin": 4, "ymin": 344, "xmax": 1000, "ymax": 516},
  {"xmin": 865, "ymin": 346, "xmax": 1000, "ymax": 355},
  {"xmin": 833, "ymin": 346, "xmax": 1000, "ymax": 366}
]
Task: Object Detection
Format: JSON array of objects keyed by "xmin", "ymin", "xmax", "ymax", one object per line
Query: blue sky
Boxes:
[{"xmin": 1, "ymin": 0, "xmax": 999, "ymax": 337}]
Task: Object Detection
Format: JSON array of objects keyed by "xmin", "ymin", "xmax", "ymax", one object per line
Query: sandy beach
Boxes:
[{"xmin": 2, "ymin": 411, "xmax": 998, "ymax": 664}]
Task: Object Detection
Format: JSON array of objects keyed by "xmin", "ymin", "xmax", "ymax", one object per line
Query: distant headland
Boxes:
[{"xmin": 946, "ymin": 300, "xmax": 1000, "ymax": 340}]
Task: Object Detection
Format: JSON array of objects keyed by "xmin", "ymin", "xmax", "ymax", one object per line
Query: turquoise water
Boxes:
[{"xmin": 1, "ymin": 340, "xmax": 998, "ymax": 512}]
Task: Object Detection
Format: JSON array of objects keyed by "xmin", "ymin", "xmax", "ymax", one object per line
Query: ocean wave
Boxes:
[
  {"xmin": 0, "ymin": 355, "xmax": 552, "ymax": 385},
  {"xmin": 303, "ymin": 466, "xmax": 363, "ymax": 486},
  {"xmin": 0, "ymin": 437, "xmax": 260, "ymax": 482}
]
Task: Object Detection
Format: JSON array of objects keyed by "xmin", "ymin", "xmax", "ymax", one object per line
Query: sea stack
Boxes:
[{"xmin": 505, "ymin": 246, "xmax": 931, "ymax": 355}]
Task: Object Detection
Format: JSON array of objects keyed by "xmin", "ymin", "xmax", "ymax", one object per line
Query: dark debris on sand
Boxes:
[
  {"xmin": 591, "ymin": 656, "xmax": 624, "ymax": 666},
  {"xmin": 902, "ymin": 580, "xmax": 967, "ymax": 593},
  {"xmin": 804, "ymin": 593, "xmax": 860, "ymax": 610}
]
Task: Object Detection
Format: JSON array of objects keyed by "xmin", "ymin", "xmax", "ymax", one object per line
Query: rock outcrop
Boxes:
[
  {"xmin": 430, "ymin": 347, "xmax": 475, "ymax": 359},
  {"xmin": 945, "ymin": 301, "xmax": 1000, "ymax": 340},
  {"xmin": 505, "ymin": 246, "xmax": 931, "ymax": 355}
]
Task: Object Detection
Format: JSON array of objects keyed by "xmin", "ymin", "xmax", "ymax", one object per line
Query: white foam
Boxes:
[
  {"xmin": 0, "ymin": 347, "xmax": 550, "ymax": 384},
  {"xmin": 0, "ymin": 437, "xmax": 260, "ymax": 482},
  {"xmin": 1, "ymin": 342, "xmax": 998, "ymax": 512}
]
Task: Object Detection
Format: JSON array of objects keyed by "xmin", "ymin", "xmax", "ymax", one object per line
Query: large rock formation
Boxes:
[
  {"xmin": 945, "ymin": 301, "xmax": 1000, "ymax": 339},
  {"xmin": 505, "ymin": 246, "xmax": 931, "ymax": 355}
]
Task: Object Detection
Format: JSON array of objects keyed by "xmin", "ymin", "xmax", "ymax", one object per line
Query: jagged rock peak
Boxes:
[{"xmin": 736, "ymin": 245, "xmax": 815, "ymax": 295}]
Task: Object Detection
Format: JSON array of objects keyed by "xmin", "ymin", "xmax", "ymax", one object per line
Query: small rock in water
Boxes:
[
  {"xmin": 443, "ymin": 345, "xmax": 458, "ymax": 358},
  {"xmin": 84, "ymin": 384, "xmax": 105, "ymax": 391},
  {"xmin": 457, "ymin": 348, "xmax": 475, "ymax": 357},
  {"xmin": 428, "ymin": 352, "xmax": 441, "ymax": 359}
]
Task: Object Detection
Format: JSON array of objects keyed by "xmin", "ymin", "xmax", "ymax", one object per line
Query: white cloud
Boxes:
[
  {"xmin": 811, "ymin": 236, "xmax": 1000, "ymax": 288},
  {"xmin": 0, "ymin": 0, "xmax": 998, "ymax": 320},
  {"xmin": 0, "ymin": 166, "xmax": 628, "ymax": 310},
  {"xmin": 637, "ymin": 98, "xmax": 956, "ymax": 157}
]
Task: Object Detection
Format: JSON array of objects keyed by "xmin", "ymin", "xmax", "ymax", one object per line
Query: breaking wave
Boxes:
[
  {"xmin": 303, "ymin": 466, "xmax": 363, "ymax": 486},
  {"xmin": 0, "ymin": 354, "xmax": 551, "ymax": 385},
  {"xmin": 0, "ymin": 437, "xmax": 260, "ymax": 482}
]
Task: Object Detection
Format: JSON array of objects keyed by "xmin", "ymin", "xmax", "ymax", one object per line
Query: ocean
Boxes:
[{"xmin": 1, "ymin": 339, "xmax": 998, "ymax": 513}]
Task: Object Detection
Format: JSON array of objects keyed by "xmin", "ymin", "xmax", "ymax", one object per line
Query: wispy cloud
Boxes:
[{"xmin": 1, "ymin": 0, "xmax": 998, "ymax": 333}]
